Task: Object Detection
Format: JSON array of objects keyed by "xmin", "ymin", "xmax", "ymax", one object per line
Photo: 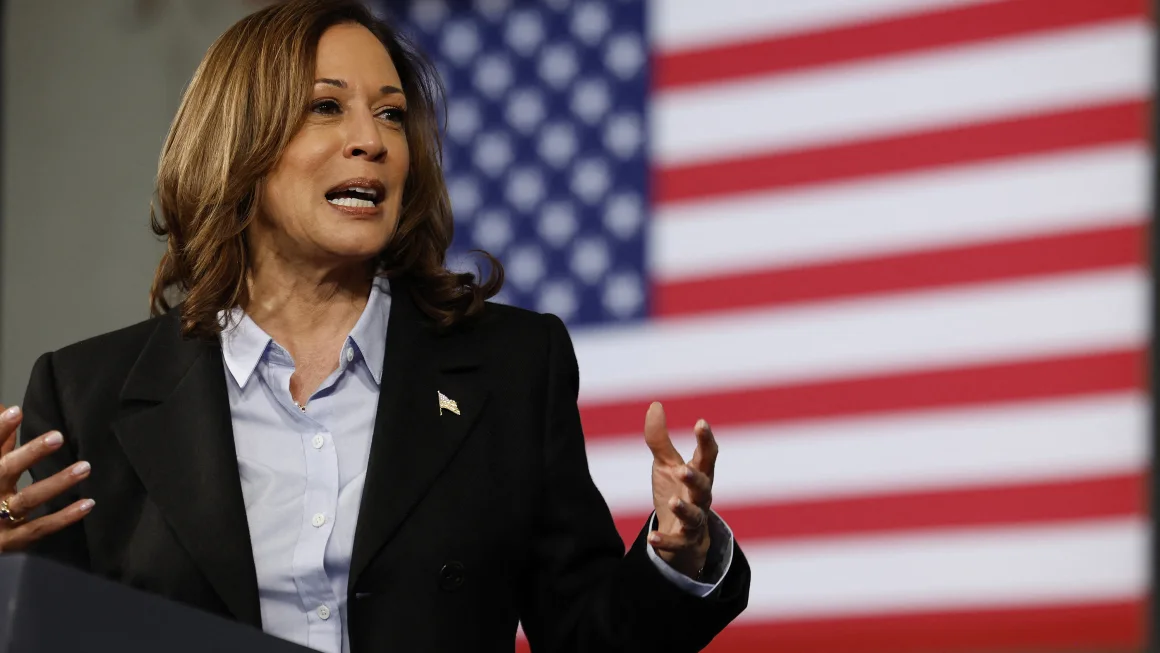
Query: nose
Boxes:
[{"xmin": 343, "ymin": 108, "xmax": 387, "ymax": 162}]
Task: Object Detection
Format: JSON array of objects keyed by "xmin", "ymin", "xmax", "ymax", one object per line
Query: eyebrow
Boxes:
[{"xmin": 314, "ymin": 78, "xmax": 404, "ymax": 96}]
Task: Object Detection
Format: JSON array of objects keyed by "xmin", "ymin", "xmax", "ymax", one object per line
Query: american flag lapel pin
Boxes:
[{"xmin": 438, "ymin": 391, "xmax": 460, "ymax": 416}]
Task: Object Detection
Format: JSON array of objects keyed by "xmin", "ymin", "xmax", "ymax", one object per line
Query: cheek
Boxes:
[
  {"xmin": 388, "ymin": 125, "xmax": 409, "ymax": 163},
  {"xmin": 389, "ymin": 137, "xmax": 411, "ymax": 201},
  {"xmin": 263, "ymin": 140, "xmax": 333, "ymax": 220},
  {"xmin": 260, "ymin": 181, "xmax": 315, "ymax": 232}
]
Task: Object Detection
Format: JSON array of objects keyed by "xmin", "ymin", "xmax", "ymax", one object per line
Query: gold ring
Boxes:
[{"xmin": 0, "ymin": 495, "xmax": 25, "ymax": 523}]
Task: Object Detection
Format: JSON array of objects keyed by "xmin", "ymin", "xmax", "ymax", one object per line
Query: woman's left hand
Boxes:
[{"xmin": 644, "ymin": 401, "xmax": 717, "ymax": 580}]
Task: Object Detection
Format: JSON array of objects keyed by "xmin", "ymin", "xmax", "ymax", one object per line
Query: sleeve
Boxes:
[
  {"xmin": 515, "ymin": 314, "xmax": 750, "ymax": 653},
  {"xmin": 17, "ymin": 352, "xmax": 91, "ymax": 568},
  {"xmin": 645, "ymin": 510, "xmax": 736, "ymax": 598}
]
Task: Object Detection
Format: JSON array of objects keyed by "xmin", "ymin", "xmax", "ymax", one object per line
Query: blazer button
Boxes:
[{"xmin": 439, "ymin": 562, "xmax": 466, "ymax": 592}]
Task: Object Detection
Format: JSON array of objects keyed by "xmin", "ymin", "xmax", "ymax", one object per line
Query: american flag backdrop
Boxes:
[{"xmin": 383, "ymin": 0, "xmax": 1153, "ymax": 651}]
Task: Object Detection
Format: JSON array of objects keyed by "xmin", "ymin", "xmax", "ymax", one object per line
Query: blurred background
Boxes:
[{"xmin": 1, "ymin": 0, "xmax": 1153, "ymax": 651}]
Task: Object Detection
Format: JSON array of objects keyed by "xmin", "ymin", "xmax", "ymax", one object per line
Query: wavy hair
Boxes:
[{"xmin": 149, "ymin": 0, "xmax": 502, "ymax": 338}]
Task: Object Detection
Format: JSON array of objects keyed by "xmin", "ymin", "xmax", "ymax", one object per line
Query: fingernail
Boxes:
[
  {"xmin": 671, "ymin": 498, "xmax": 683, "ymax": 510},
  {"xmin": 696, "ymin": 419, "xmax": 709, "ymax": 431},
  {"xmin": 79, "ymin": 499, "xmax": 95, "ymax": 512},
  {"xmin": 648, "ymin": 533, "xmax": 661, "ymax": 544},
  {"xmin": 71, "ymin": 461, "xmax": 91, "ymax": 476},
  {"xmin": 685, "ymin": 466, "xmax": 695, "ymax": 480},
  {"xmin": 2, "ymin": 406, "xmax": 19, "ymax": 420},
  {"xmin": 44, "ymin": 431, "xmax": 63, "ymax": 446}
]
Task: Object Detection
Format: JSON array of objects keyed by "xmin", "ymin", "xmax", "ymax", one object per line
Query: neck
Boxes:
[{"xmin": 243, "ymin": 246, "xmax": 374, "ymax": 354}]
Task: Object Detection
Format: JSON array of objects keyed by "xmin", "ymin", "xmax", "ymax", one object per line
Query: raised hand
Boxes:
[
  {"xmin": 0, "ymin": 405, "xmax": 94, "ymax": 553},
  {"xmin": 643, "ymin": 402, "xmax": 718, "ymax": 580}
]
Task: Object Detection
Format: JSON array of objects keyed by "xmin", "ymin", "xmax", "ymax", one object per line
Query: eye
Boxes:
[
  {"xmin": 376, "ymin": 106, "xmax": 407, "ymax": 124},
  {"xmin": 311, "ymin": 99, "xmax": 341, "ymax": 115}
]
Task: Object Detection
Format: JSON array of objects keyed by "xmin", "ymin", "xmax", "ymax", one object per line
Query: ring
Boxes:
[{"xmin": 0, "ymin": 495, "xmax": 25, "ymax": 523}]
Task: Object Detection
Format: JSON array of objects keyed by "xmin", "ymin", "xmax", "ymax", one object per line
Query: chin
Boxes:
[{"xmin": 319, "ymin": 233, "xmax": 391, "ymax": 261}]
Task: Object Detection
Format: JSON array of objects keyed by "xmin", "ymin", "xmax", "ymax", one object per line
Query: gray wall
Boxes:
[{"xmin": 1, "ymin": 0, "xmax": 257, "ymax": 408}]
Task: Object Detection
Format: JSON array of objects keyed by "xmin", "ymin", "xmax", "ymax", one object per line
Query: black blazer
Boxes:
[{"xmin": 19, "ymin": 280, "xmax": 750, "ymax": 653}]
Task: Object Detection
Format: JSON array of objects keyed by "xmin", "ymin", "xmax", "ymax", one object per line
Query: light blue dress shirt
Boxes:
[{"xmin": 219, "ymin": 277, "xmax": 733, "ymax": 653}]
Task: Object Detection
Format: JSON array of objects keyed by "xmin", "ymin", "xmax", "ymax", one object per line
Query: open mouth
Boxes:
[{"xmin": 325, "ymin": 178, "xmax": 385, "ymax": 209}]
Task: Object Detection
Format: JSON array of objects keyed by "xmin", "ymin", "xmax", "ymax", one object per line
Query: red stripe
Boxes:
[
  {"xmin": 579, "ymin": 349, "xmax": 1143, "ymax": 440},
  {"xmin": 703, "ymin": 600, "xmax": 1145, "ymax": 653},
  {"xmin": 515, "ymin": 600, "xmax": 1144, "ymax": 652},
  {"xmin": 655, "ymin": 223, "xmax": 1144, "ymax": 317},
  {"xmin": 656, "ymin": 100, "xmax": 1148, "ymax": 205},
  {"xmin": 613, "ymin": 472, "xmax": 1144, "ymax": 545},
  {"xmin": 656, "ymin": 0, "xmax": 1147, "ymax": 90}
]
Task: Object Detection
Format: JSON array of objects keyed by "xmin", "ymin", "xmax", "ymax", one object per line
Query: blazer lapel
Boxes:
[
  {"xmin": 111, "ymin": 311, "xmax": 261, "ymax": 628},
  {"xmin": 349, "ymin": 283, "xmax": 490, "ymax": 591}
]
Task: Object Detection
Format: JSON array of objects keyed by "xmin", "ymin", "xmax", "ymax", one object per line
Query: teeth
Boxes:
[
  {"xmin": 343, "ymin": 186, "xmax": 377, "ymax": 199},
  {"xmin": 328, "ymin": 197, "xmax": 375, "ymax": 208}
]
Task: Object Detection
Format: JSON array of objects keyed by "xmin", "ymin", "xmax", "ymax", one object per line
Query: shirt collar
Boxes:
[
  {"xmin": 346, "ymin": 275, "xmax": 390, "ymax": 385},
  {"xmin": 219, "ymin": 307, "xmax": 271, "ymax": 389},
  {"xmin": 219, "ymin": 275, "xmax": 391, "ymax": 388}
]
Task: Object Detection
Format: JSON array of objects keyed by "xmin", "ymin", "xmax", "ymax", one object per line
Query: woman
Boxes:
[{"xmin": 0, "ymin": 1, "xmax": 749, "ymax": 651}]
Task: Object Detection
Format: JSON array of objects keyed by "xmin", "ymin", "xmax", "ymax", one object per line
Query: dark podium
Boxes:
[{"xmin": 0, "ymin": 554, "xmax": 313, "ymax": 652}]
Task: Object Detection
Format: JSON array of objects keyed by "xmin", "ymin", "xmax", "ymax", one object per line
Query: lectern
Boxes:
[{"xmin": 0, "ymin": 554, "xmax": 312, "ymax": 652}]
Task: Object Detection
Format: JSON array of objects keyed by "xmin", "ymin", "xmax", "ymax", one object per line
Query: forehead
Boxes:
[{"xmin": 314, "ymin": 22, "xmax": 401, "ymax": 86}]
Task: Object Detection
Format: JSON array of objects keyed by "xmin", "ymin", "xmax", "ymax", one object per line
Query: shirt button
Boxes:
[
  {"xmin": 311, "ymin": 513, "xmax": 326, "ymax": 528},
  {"xmin": 345, "ymin": 347, "xmax": 354, "ymax": 362},
  {"xmin": 317, "ymin": 605, "xmax": 331, "ymax": 620},
  {"xmin": 312, "ymin": 434, "xmax": 325, "ymax": 449}
]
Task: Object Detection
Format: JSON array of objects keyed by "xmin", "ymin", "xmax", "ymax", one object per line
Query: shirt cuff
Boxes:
[{"xmin": 644, "ymin": 510, "xmax": 735, "ymax": 598}]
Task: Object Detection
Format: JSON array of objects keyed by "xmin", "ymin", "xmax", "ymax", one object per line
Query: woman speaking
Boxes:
[{"xmin": 0, "ymin": 1, "xmax": 750, "ymax": 651}]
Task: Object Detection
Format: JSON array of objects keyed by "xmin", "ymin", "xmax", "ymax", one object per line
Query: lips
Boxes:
[{"xmin": 325, "ymin": 178, "xmax": 385, "ymax": 208}]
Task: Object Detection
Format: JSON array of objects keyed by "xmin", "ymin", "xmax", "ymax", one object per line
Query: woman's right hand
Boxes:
[{"xmin": 0, "ymin": 405, "xmax": 94, "ymax": 553}]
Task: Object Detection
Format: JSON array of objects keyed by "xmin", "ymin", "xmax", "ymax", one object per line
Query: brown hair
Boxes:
[{"xmin": 149, "ymin": 0, "xmax": 502, "ymax": 338}]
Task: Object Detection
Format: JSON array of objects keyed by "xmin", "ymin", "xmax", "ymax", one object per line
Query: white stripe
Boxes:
[
  {"xmin": 588, "ymin": 394, "xmax": 1147, "ymax": 512},
  {"xmin": 737, "ymin": 518, "xmax": 1146, "ymax": 620},
  {"xmin": 572, "ymin": 269, "xmax": 1145, "ymax": 402},
  {"xmin": 653, "ymin": 0, "xmax": 999, "ymax": 52},
  {"xmin": 654, "ymin": 146, "xmax": 1148, "ymax": 282},
  {"xmin": 654, "ymin": 22, "xmax": 1151, "ymax": 166}
]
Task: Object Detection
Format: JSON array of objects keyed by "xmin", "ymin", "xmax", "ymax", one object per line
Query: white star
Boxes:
[
  {"xmin": 537, "ymin": 202, "xmax": 579, "ymax": 248},
  {"xmin": 445, "ymin": 99, "xmax": 482, "ymax": 144},
  {"xmin": 537, "ymin": 279, "xmax": 579, "ymax": 321},
  {"xmin": 605, "ymin": 32, "xmax": 645, "ymax": 79},
  {"xmin": 570, "ymin": 77, "xmax": 611, "ymax": 124},
  {"xmin": 604, "ymin": 191, "xmax": 645, "ymax": 240},
  {"xmin": 570, "ymin": 236, "xmax": 611, "ymax": 285},
  {"xmin": 474, "ymin": 0, "xmax": 511, "ymax": 20},
  {"xmin": 604, "ymin": 111, "xmax": 643, "ymax": 159},
  {"xmin": 507, "ymin": 244, "xmax": 547, "ymax": 291},
  {"xmin": 506, "ymin": 167, "xmax": 546, "ymax": 212},
  {"xmin": 410, "ymin": 0, "xmax": 449, "ymax": 32},
  {"xmin": 571, "ymin": 1, "xmax": 610, "ymax": 45},
  {"xmin": 473, "ymin": 54, "xmax": 513, "ymax": 99},
  {"xmin": 506, "ymin": 88, "xmax": 546, "ymax": 134},
  {"xmin": 538, "ymin": 44, "xmax": 579, "ymax": 88},
  {"xmin": 537, "ymin": 122, "xmax": 578, "ymax": 168},
  {"xmin": 473, "ymin": 132, "xmax": 514, "ymax": 177},
  {"xmin": 447, "ymin": 176, "xmax": 482, "ymax": 218},
  {"xmin": 603, "ymin": 271, "xmax": 644, "ymax": 318},
  {"xmin": 505, "ymin": 10, "xmax": 545, "ymax": 55},
  {"xmin": 571, "ymin": 158, "xmax": 611, "ymax": 204},
  {"xmin": 440, "ymin": 20, "xmax": 481, "ymax": 65},
  {"xmin": 473, "ymin": 209, "xmax": 514, "ymax": 252}
]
